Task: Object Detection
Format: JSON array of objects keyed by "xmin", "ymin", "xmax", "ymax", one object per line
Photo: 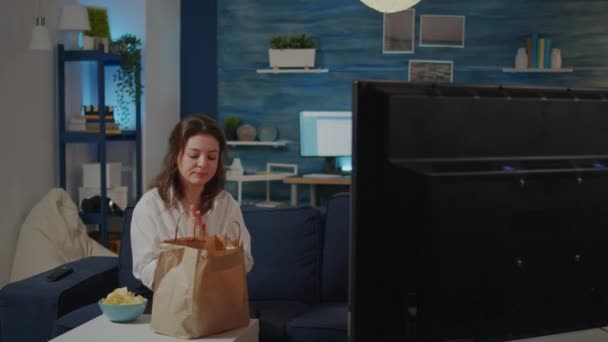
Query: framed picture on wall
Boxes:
[
  {"xmin": 419, "ymin": 15, "xmax": 465, "ymax": 47},
  {"xmin": 383, "ymin": 9, "xmax": 415, "ymax": 54},
  {"xmin": 408, "ymin": 59, "xmax": 454, "ymax": 83}
]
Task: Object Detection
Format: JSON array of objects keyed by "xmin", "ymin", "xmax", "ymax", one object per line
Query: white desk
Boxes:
[
  {"xmin": 507, "ymin": 328, "xmax": 608, "ymax": 342},
  {"xmin": 226, "ymin": 163, "xmax": 297, "ymax": 205},
  {"xmin": 51, "ymin": 315, "xmax": 259, "ymax": 342},
  {"xmin": 283, "ymin": 176, "xmax": 351, "ymax": 207}
]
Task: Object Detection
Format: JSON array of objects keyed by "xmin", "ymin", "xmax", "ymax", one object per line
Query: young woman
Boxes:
[{"xmin": 131, "ymin": 114, "xmax": 253, "ymax": 291}]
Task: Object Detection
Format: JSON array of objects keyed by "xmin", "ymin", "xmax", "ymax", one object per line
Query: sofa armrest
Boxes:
[{"xmin": 0, "ymin": 256, "xmax": 118, "ymax": 342}]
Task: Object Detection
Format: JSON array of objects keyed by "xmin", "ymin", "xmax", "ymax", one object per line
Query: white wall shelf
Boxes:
[
  {"xmin": 256, "ymin": 68, "xmax": 329, "ymax": 74},
  {"xmin": 227, "ymin": 140, "xmax": 289, "ymax": 147},
  {"xmin": 502, "ymin": 68, "xmax": 574, "ymax": 73}
]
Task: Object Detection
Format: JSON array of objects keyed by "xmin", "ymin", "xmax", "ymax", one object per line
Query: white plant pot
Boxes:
[{"xmin": 268, "ymin": 49, "xmax": 316, "ymax": 68}]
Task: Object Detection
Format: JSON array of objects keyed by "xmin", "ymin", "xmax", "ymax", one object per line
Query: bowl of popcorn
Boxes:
[{"xmin": 98, "ymin": 287, "xmax": 148, "ymax": 322}]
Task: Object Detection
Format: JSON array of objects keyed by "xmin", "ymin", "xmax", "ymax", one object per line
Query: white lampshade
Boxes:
[
  {"xmin": 58, "ymin": 4, "xmax": 90, "ymax": 31},
  {"xmin": 360, "ymin": 0, "xmax": 421, "ymax": 13},
  {"xmin": 29, "ymin": 22, "xmax": 52, "ymax": 51}
]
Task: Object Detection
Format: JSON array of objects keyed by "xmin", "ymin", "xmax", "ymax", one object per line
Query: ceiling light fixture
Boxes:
[{"xmin": 360, "ymin": 0, "xmax": 421, "ymax": 13}]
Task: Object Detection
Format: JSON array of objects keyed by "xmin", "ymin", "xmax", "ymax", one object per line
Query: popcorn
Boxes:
[{"xmin": 101, "ymin": 287, "xmax": 146, "ymax": 305}]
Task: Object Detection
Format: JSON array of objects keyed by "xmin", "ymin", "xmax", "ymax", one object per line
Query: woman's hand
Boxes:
[{"xmin": 190, "ymin": 205, "xmax": 206, "ymax": 237}]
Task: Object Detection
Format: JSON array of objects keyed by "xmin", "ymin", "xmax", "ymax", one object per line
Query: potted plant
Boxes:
[
  {"xmin": 113, "ymin": 34, "xmax": 143, "ymax": 127},
  {"xmin": 268, "ymin": 33, "xmax": 317, "ymax": 69},
  {"xmin": 83, "ymin": 7, "xmax": 111, "ymax": 52},
  {"xmin": 224, "ymin": 116, "xmax": 241, "ymax": 141}
]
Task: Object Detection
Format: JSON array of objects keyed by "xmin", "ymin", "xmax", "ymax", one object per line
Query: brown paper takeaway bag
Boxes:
[{"xmin": 150, "ymin": 234, "xmax": 250, "ymax": 339}]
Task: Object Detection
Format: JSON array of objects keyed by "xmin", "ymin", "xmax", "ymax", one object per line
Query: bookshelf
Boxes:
[{"xmin": 57, "ymin": 44, "xmax": 142, "ymax": 247}]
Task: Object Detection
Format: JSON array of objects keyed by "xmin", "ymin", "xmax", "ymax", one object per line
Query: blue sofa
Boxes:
[{"xmin": 0, "ymin": 192, "xmax": 350, "ymax": 342}]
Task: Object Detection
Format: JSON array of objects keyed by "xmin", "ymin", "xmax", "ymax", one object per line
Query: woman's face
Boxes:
[{"xmin": 177, "ymin": 133, "xmax": 220, "ymax": 190}]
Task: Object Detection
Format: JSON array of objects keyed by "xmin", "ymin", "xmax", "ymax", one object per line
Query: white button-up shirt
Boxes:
[{"xmin": 131, "ymin": 188, "xmax": 254, "ymax": 289}]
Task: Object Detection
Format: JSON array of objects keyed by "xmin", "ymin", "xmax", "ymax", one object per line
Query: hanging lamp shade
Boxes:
[
  {"xmin": 29, "ymin": 17, "xmax": 51, "ymax": 51},
  {"xmin": 58, "ymin": 4, "xmax": 90, "ymax": 31},
  {"xmin": 360, "ymin": 0, "xmax": 421, "ymax": 13}
]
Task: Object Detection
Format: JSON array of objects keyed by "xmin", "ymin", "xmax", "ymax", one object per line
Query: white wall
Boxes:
[
  {"xmin": 0, "ymin": 0, "xmax": 63, "ymax": 287},
  {"xmin": 0, "ymin": 0, "xmax": 180, "ymax": 287},
  {"xmin": 143, "ymin": 0, "xmax": 181, "ymax": 189}
]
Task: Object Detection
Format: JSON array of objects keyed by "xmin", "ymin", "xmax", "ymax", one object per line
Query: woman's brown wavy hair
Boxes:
[{"xmin": 152, "ymin": 114, "xmax": 227, "ymax": 214}]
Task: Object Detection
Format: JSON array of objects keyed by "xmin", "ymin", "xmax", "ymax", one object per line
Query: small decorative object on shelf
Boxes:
[
  {"xmin": 237, "ymin": 124, "xmax": 257, "ymax": 141},
  {"xmin": 515, "ymin": 47, "xmax": 528, "ymax": 69},
  {"xmin": 551, "ymin": 48, "xmax": 562, "ymax": 69},
  {"xmin": 258, "ymin": 124, "xmax": 278, "ymax": 142},
  {"xmin": 268, "ymin": 33, "xmax": 317, "ymax": 69}
]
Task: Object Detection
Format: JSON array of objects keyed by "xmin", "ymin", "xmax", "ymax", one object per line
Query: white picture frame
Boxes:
[
  {"xmin": 419, "ymin": 15, "xmax": 465, "ymax": 48},
  {"xmin": 383, "ymin": 9, "xmax": 415, "ymax": 54},
  {"xmin": 408, "ymin": 59, "xmax": 454, "ymax": 83}
]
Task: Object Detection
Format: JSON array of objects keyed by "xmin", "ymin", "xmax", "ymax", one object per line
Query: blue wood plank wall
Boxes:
[
  {"xmin": 181, "ymin": 0, "xmax": 218, "ymax": 119},
  {"xmin": 183, "ymin": 0, "xmax": 608, "ymax": 203}
]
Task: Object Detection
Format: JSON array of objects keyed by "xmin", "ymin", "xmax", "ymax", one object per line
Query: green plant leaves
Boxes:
[
  {"xmin": 269, "ymin": 34, "xmax": 316, "ymax": 49},
  {"xmin": 113, "ymin": 34, "xmax": 143, "ymax": 126},
  {"xmin": 84, "ymin": 7, "xmax": 110, "ymax": 39}
]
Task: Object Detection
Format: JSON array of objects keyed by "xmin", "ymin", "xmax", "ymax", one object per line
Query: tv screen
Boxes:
[
  {"xmin": 350, "ymin": 80, "xmax": 608, "ymax": 342},
  {"xmin": 299, "ymin": 111, "xmax": 352, "ymax": 157}
]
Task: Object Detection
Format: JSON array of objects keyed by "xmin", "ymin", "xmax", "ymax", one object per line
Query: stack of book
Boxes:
[
  {"xmin": 67, "ymin": 115, "xmax": 86, "ymax": 131},
  {"xmin": 67, "ymin": 106, "xmax": 121, "ymax": 134},
  {"xmin": 526, "ymin": 33, "xmax": 554, "ymax": 69},
  {"xmin": 84, "ymin": 113, "xmax": 121, "ymax": 134}
]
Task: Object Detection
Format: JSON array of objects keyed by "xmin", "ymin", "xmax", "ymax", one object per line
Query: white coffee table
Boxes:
[
  {"xmin": 507, "ymin": 328, "xmax": 608, "ymax": 342},
  {"xmin": 51, "ymin": 315, "xmax": 259, "ymax": 342}
]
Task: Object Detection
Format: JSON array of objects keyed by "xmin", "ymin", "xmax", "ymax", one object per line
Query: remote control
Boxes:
[{"xmin": 46, "ymin": 266, "xmax": 73, "ymax": 282}]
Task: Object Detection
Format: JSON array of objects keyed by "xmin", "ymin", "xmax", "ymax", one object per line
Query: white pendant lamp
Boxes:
[
  {"xmin": 29, "ymin": 0, "xmax": 51, "ymax": 51},
  {"xmin": 360, "ymin": 0, "xmax": 421, "ymax": 13}
]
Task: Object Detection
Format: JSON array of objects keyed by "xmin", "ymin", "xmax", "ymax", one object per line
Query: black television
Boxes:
[{"xmin": 349, "ymin": 81, "xmax": 608, "ymax": 342}]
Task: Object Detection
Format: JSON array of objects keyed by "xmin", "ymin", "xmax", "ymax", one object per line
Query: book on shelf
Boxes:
[
  {"xmin": 530, "ymin": 33, "xmax": 538, "ymax": 68},
  {"xmin": 84, "ymin": 115, "xmax": 114, "ymax": 121},
  {"xmin": 526, "ymin": 34, "xmax": 558, "ymax": 69},
  {"xmin": 543, "ymin": 38, "xmax": 551, "ymax": 69},
  {"xmin": 86, "ymin": 122, "xmax": 120, "ymax": 130},
  {"xmin": 538, "ymin": 38, "xmax": 545, "ymax": 69}
]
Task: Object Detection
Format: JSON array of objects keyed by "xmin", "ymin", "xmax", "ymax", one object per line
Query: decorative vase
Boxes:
[
  {"xmin": 258, "ymin": 124, "xmax": 278, "ymax": 142},
  {"xmin": 551, "ymin": 48, "xmax": 562, "ymax": 69},
  {"xmin": 236, "ymin": 124, "xmax": 257, "ymax": 141},
  {"xmin": 515, "ymin": 47, "xmax": 528, "ymax": 69}
]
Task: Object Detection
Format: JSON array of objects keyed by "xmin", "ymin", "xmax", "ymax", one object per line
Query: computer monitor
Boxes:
[{"xmin": 299, "ymin": 111, "xmax": 352, "ymax": 173}]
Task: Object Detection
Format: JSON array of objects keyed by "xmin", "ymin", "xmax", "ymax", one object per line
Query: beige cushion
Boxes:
[{"xmin": 9, "ymin": 188, "xmax": 116, "ymax": 283}]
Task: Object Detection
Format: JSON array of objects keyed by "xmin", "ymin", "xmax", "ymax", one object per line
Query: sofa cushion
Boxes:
[
  {"xmin": 244, "ymin": 206, "xmax": 323, "ymax": 305},
  {"xmin": 52, "ymin": 302, "xmax": 101, "ymax": 338},
  {"xmin": 10, "ymin": 188, "xmax": 116, "ymax": 283},
  {"xmin": 286, "ymin": 303, "xmax": 348, "ymax": 342},
  {"xmin": 250, "ymin": 300, "xmax": 310, "ymax": 342},
  {"xmin": 117, "ymin": 207, "xmax": 143, "ymax": 291},
  {"xmin": 322, "ymin": 193, "xmax": 350, "ymax": 302}
]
